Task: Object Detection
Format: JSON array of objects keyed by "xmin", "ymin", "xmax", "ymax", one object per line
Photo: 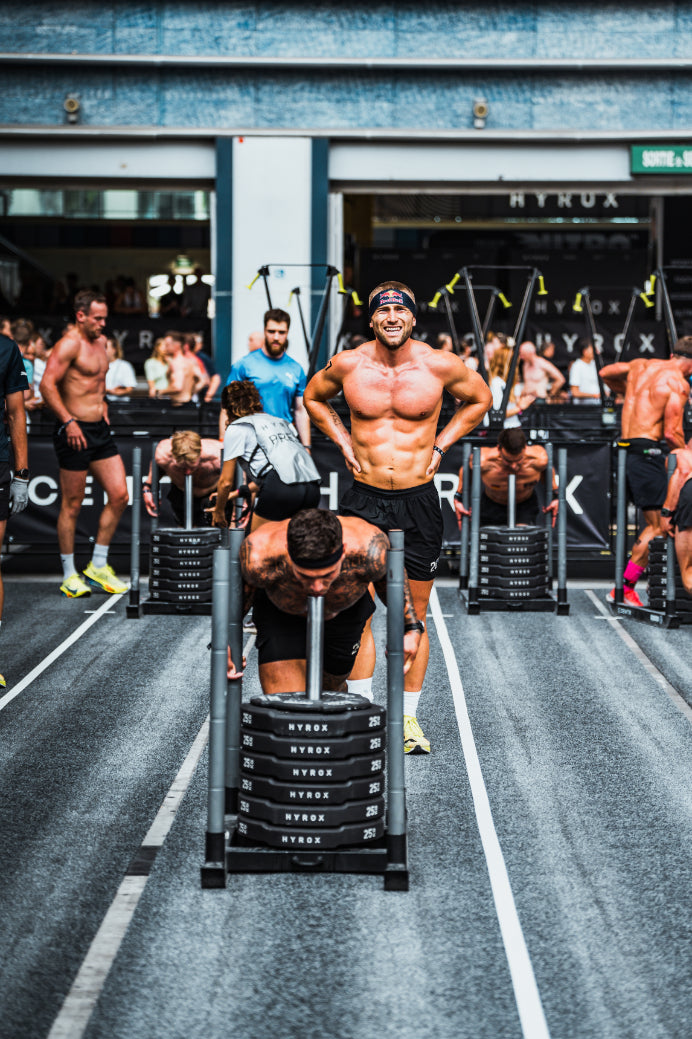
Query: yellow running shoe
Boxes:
[
  {"xmin": 403, "ymin": 714, "xmax": 431, "ymax": 754},
  {"xmin": 0, "ymin": 673, "xmax": 6, "ymax": 688},
  {"xmin": 60, "ymin": 572, "xmax": 92, "ymax": 598},
  {"xmin": 82, "ymin": 562, "xmax": 128, "ymax": 594}
]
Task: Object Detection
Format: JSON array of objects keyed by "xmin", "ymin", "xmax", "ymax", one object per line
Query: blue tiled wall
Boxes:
[{"xmin": 2, "ymin": 3, "xmax": 691, "ymax": 131}]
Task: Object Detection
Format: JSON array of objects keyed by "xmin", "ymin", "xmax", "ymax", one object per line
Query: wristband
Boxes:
[
  {"xmin": 454, "ymin": 492, "xmax": 464, "ymax": 502},
  {"xmin": 59, "ymin": 417, "xmax": 76, "ymax": 435},
  {"xmin": 660, "ymin": 507, "xmax": 673, "ymax": 517},
  {"xmin": 142, "ymin": 484, "xmax": 152, "ymax": 493},
  {"xmin": 404, "ymin": 620, "xmax": 425, "ymax": 634},
  {"xmin": 432, "ymin": 445, "xmax": 445, "ymax": 457}
]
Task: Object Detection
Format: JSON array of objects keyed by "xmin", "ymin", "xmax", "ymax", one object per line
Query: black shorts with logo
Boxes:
[
  {"xmin": 674, "ymin": 478, "xmax": 692, "ymax": 532},
  {"xmin": 0, "ymin": 460, "xmax": 10, "ymax": 521},
  {"xmin": 623, "ymin": 438, "xmax": 669, "ymax": 510},
  {"xmin": 480, "ymin": 488, "xmax": 540, "ymax": 527},
  {"xmin": 252, "ymin": 588, "xmax": 376, "ymax": 677},
  {"xmin": 53, "ymin": 419, "xmax": 120, "ymax": 472},
  {"xmin": 339, "ymin": 480, "xmax": 443, "ymax": 581},
  {"xmin": 255, "ymin": 470, "xmax": 321, "ymax": 521}
]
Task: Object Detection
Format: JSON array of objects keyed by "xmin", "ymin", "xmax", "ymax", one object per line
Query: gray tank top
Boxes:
[{"xmin": 233, "ymin": 413, "xmax": 320, "ymax": 485}]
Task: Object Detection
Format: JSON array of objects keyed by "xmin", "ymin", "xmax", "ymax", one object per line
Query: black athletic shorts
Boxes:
[
  {"xmin": 252, "ymin": 588, "xmax": 376, "ymax": 677},
  {"xmin": 623, "ymin": 438, "xmax": 669, "ymax": 510},
  {"xmin": 0, "ymin": 460, "xmax": 10, "ymax": 521},
  {"xmin": 674, "ymin": 479, "xmax": 692, "ymax": 532},
  {"xmin": 339, "ymin": 480, "xmax": 443, "ymax": 581},
  {"xmin": 255, "ymin": 470, "xmax": 321, "ymax": 521},
  {"xmin": 53, "ymin": 419, "xmax": 120, "ymax": 472},
  {"xmin": 480, "ymin": 488, "xmax": 540, "ymax": 527}
]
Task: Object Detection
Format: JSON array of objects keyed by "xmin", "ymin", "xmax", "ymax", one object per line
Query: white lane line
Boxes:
[
  {"xmin": 0, "ymin": 593, "xmax": 125, "ymax": 712},
  {"xmin": 429, "ymin": 588, "xmax": 551, "ymax": 1039},
  {"xmin": 47, "ymin": 634, "xmax": 255, "ymax": 1039},
  {"xmin": 585, "ymin": 590, "xmax": 692, "ymax": 723}
]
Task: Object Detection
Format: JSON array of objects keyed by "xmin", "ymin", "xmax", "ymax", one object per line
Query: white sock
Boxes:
[
  {"xmin": 403, "ymin": 690, "xmax": 421, "ymax": 717},
  {"xmin": 92, "ymin": 544, "xmax": 109, "ymax": 569},
  {"xmin": 61, "ymin": 554, "xmax": 76, "ymax": 579},
  {"xmin": 347, "ymin": 677, "xmax": 374, "ymax": 702}
]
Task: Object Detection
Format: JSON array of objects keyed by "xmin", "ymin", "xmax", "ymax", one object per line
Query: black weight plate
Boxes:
[
  {"xmin": 240, "ymin": 749, "xmax": 385, "ymax": 783},
  {"xmin": 648, "ymin": 601, "xmax": 692, "ymax": 614},
  {"xmin": 150, "ymin": 563, "xmax": 213, "ymax": 581},
  {"xmin": 150, "ymin": 543, "xmax": 216, "ymax": 560},
  {"xmin": 478, "ymin": 574, "xmax": 550, "ymax": 589},
  {"xmin": 240, "ymin": 727, "xmax": 385, "ymax": 760},
  {"xmin": 150, "ymin": 576, "xmax": 214, "ymax": 593},
  {"xmin": 250, "ymin": 690, "xmax": 375, "ymax": 714},
  {"xmin": 149, "ymin": 589, "xmax": 211, "ymax": 603},
  {"xmin": 236, "ymin": 815, "xmax": 385, "ymax": 849},
  {"xmin": 477, "ymin": 585, "xmax": 551, "ymax": 599},
  {"xmin": 242, "ymin": 702, "xmax": 385, "ymax": 737},
  {"xmin": 479, "ymin": 561, "xmax": 549, "ymax": 578},
  {"xmin": 479, "ymin": 526, "xmax": 548, "ymax": 547},
  {"xmin": 478, "ymin": 548, "xmax": 548, "ymax": 567},
  {"xmin": 150, "ymin": 527, "xmax": 220, "ymax": 547},
  {"xmin": 239, "ymin": 794, "xmax": 385, "ymax": 827},
  {"xmin": 647, "ymin": 575, "xmax": 684, "ymax": 590},
  {"xmin": 239, "ymin": 771, "xmax": 384, "ymax": 805},
  {"xmin": 647, "ymin": 562, "xmax": 671, "ymax": 576}
]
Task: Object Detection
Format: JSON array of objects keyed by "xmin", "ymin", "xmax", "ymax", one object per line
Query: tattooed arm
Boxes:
[
  {"xmin": 303, "ymin": 354, "xmax": 362, "ymax": 475},
  {"xmin": 366, "ymin": 531, "xmax": 422, "ymax": 674}
]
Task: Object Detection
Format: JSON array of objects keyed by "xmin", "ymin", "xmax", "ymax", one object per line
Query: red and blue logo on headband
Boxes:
[{"xmin": 368, "ymin": 288, "xmax": 417, "ymax": 318}]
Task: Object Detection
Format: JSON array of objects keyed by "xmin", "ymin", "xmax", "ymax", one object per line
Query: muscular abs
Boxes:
[{"xmin": 343, "ymin": 356, "xmax": 443, "ymax": 489}]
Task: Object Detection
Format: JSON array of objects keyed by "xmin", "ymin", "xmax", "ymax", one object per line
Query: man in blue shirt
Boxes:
[
  {"xmin": 0, "ymin": 332, "xmax": 30, "ymax": 687},
  {"xmin": 224, "ymin": 309, "xmax": 310, "ymax": 448}
]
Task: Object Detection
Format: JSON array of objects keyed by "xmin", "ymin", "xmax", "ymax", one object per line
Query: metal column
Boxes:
[
  {"xmin": 614, "ymin": 447, "xmax": 627, "ymax": 605},
  {"xmin": 386, "ymin": 529, "xmax": 408, "ymax": 890},
  {"xmin": 467, "ymin": 445, "xmax": 482, "ymax": 611},
  {"xmin": 225, "ymin": 527, "xmax": 244, "ymax": 814},
  {"xmin": 127, "ymin": 446, "xmax": 141, "ymax": 618},
  {"xmin": 458, "ymin": 442, "xmax": 471, "ymax": 591},
  {"xmin": 306, "ymin": 597, "xmax": 325, "ymax": 701},
  {"xmin": 556, "ymin": 448, "xmax": 570, "ymax": 614}
]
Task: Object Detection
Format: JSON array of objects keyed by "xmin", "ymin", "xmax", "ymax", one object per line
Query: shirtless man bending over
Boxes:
[
  {"xmin": 453, "ymin": 427, "xmax": 558, "ymax": 529},
  {"xmin": 304, "ymin": 280, "xmax": 492, "ymax": 753},
  {"xmin": 600, "ymin": 336, "xmax": 692, "ymax": 606},
  {"xmin": 235, "ymin": 508, "xmax": 421, "ymax": 693},
  {"xmin": 40, "ymin": 290, "xmax": 129, "ymax": 597},
  {"xmin": 661, "ymin": 440, "xmax": 692, "ymax": 596},
  {"xmin": 143, "ymin": 430, "xmax": 221, "ymax": 527}
]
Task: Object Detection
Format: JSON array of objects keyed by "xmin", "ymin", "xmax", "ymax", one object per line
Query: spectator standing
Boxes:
[
  {"xmin": 247, "ymin": 331, "xmax": 264, "ymax": 352},
  {"xmin": 159, "ymin": 332, "xmax": 206, "ymax": 405},
  {"xmin": 488, "ymin": 342, "xmax": 535, "ymax": 427},
  {"xmin": 191, "ymin": 332, "xmax": 221, "ymax": 402},
  {"xmin": 112, "ymin": 277, "xmax": 147, "ymax": 316},
  {"xmin": 519, "ymin": 340, "xmax": 566, "ymax": 401},
  {"xmin": 569, "ymin": 339, "xmax": 602, "ymax": 403},
  {"xmin": 105, "ymin": 338, "xmax": 137, "ymax": 398},
  {"xmin": 182, "ymin": 266, "xmax": 211, "ymax": 318},
  {"xmin": 224, "ymin": 308, "xmax": 310, "ymax": 447},
  {"xmin": 0, "ymin": 330, "xmax": 30, "ymax": 685},
  {"xmin": 144, "ymin": 339, "xmax": 170, "ymax": 397},
  {"xmin": 158, "ymin": 274, "xmax": 182, "ymax": 318}
]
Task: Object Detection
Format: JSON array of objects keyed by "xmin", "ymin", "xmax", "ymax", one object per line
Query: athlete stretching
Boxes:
[{"xmin": 304, "ymin": 280, "xmax": 492, "ymax": 753}]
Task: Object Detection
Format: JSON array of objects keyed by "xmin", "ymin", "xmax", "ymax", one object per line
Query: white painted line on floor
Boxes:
[
  {"xmin": 585, "ymin": 590, "xmax": 692, "ymax": 722},
  {"xmin": 429, "ymin": 588, "xmax": 551, "ymax": 1039},
  {"xmin": 47, "ymin": 634, "xmax": 255, "ymax": 1039},
  {"xmin": 0, "ymin": 593, "xmax": 125, "ymax": 713}
]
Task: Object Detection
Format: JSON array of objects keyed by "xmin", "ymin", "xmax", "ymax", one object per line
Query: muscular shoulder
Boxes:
[
  {"xmin": 527, "ymin": 445, "xmax": 549, "ymax": 467},
  {"xmin": 155, "ymin": 438, "xmax": 175, "ymax": 465},
  {"xmin": 240, "ymin": 523, "xmax": 288, "ymax": 584},
  {"xmin": 341, "ymin": 517, "xmax": 388, "ymax": 579}
]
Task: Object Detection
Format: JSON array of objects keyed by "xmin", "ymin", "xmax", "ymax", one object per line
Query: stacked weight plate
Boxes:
[
  {"xmin": 237, "ymin": 691, "xmax": 387, "ymax": 849},
  {"xmin": 149, "ymin": 527, "xmax": 221, "ymax": 603},
  {"xmin": 647, "ymin": 536, "xmax": 692, "ymax": 618},
  {"xmin": 476, "ymin": 526, "xmax": 551, "ymax": 599}
]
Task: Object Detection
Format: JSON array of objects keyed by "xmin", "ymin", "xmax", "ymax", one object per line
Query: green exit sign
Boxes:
[{"xmin": 631, "ymin": 145, "xmax": 692, "ymax": 174}]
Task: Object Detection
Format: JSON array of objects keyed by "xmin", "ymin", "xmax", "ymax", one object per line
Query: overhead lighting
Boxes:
[{"xmin": 171, "ymin": 254, "xmax": 195, "ymax": 275}]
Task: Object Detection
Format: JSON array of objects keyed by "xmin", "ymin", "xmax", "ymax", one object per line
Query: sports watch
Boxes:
[{"xmin": 14, "ymin": 469, "xmax": 29, "ymax": 480}]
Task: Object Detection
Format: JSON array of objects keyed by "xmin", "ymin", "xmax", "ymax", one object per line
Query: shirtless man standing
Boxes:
[
  {"xmin": 661, "ymin": 440, "xmax": 692, "ymax": 595},
  {"xmin": 159, "ymin": 331, "xmax": 206, "ymax": 405},
  {"xmin": 304, "ymin": 280, "xmax": 492, "ymax": 753},
  {"xmin": 600, "ymin": 336, "xmax": 692, "ymax": 605},
  {"xmin": 235, "ymin": 508, "xmax": 421, "ymax": 692},
  {"xmin": 519, "ymin": 341, "xmax": 566, "ymax": 402},
  {"xmin": 453, "ymin": 427, "xmax": 558, "ymax": 528},
  {"xmin": 40, "ymin": 291, "xmax": 129, "ymax": 597}
]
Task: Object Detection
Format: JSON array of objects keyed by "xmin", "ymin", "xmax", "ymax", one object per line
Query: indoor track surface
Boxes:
[{"xmin": 1, "ymin": 576, "xmax": 691, "ymax": 1039}]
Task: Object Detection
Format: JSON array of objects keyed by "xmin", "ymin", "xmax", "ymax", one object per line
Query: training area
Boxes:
[{"xmin": 1, "ymin": 5, "xmax": 692, "ymax": 1039}]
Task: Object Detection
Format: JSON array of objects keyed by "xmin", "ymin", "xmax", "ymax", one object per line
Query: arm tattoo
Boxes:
[
  {"xmin": 324, "ymin": 359, "xmax": 333, "ymax": 371},
  {"xmin": 369, "ymin": 534, "xmax": 418, "ymax": 627}
]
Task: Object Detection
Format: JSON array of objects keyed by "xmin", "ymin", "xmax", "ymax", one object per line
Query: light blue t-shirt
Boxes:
[{"xmin": 226, "ymin": 350, "xmax": 307, "ymax": 424}]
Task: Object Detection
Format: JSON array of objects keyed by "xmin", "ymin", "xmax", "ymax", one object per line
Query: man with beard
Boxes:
[
  {"xmin": 223, "ymin": 308, "xmax": 310, "ymax": 448},
  {"xmin": 304, "ymin": 281, "xmax": 491, "ymax": 753},
  {"xmin": 40, "ymin": 291, "xmax": 129, "ymax": 598}
]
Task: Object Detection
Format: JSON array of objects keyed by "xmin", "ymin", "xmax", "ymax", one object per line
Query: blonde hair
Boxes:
[
  {"xmin": 171, "ymin": 430, "xmax": 202, "ymax": 468},
  {"xmin": 488, "ymin": 344, "xmax": 521, "ymax": 403}
]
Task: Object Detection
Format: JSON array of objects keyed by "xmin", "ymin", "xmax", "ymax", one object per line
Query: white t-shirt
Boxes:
[
  {"xmin": 222, "ymin": 420, "xmax": 270, "ymax": 478},
  {"xmin": 106, "ymin": 358, "xmax": 137, "ymax": 392},
  {"xmin": 569, "ymin": 358, "xmax": 600, "ymax": 402},
  {"xmin": 490, "ymin": 376, "xmax": 521, "ymax": 428}
]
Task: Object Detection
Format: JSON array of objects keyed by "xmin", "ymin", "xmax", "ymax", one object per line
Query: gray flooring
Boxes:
[{"xmin": 0, "ymin": 577, "xmax": 690, "ymax": 1039}]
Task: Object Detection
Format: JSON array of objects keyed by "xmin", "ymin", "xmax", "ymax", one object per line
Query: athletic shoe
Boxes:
[
  {"xmin": 607, "ymin": 586, "xmax": 643, "ymax": 608},
  {"xmin": 243, "ymin": 621, "xmax": 257, "ymax": 634},
  {"xmin": 0, "ymin": 674, "xmax": 5, "ymax": 688},
  {"xmin": 403, "ymin": 715, "xmax": 431, "ymax": 755},
  {"xmin": 60, "ymin": 572, "xmax": 92, "ymax": 598},
  {"xmin": 82, "ymin": 562, "xmax": 128, "ymax": 594}
]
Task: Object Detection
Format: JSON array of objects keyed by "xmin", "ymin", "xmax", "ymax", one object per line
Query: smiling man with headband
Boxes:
[
  {"xmin": 304, "ymin": 280, "xmax": 492, "ymax": 753},
  {"xmin": 231, "ymin": 507, "xmax": 422, "ymax": 694}
]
